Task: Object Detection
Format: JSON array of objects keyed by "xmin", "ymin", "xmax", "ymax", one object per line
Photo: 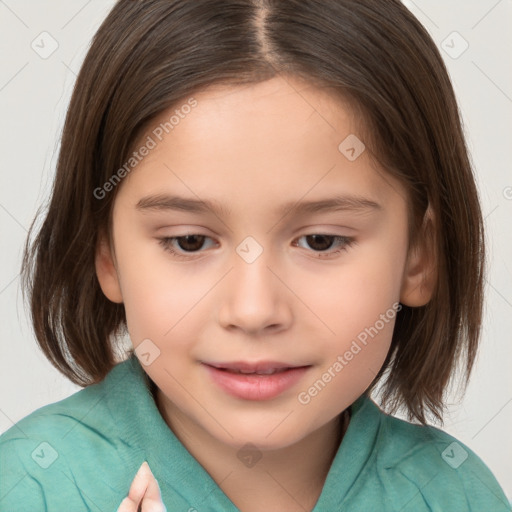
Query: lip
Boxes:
[
  {"xmin": 202, "ymin": 361, "xmax": 312, "ymax": 401},
  {"xmin": 206, "ymin": 360, "xmax": 301, "ymax": 372}
]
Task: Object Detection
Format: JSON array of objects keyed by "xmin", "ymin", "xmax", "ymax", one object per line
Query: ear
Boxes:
[
  {"xmin": 400, "ymin": 207, "xmax": 437, "ymax": 307},
  {"xmin": 95, "ymin": 231, "xmax": 123, "ymax": 304}
]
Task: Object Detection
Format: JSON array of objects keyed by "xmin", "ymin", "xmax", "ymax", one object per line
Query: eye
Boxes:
[
  {"xmin": 158, "ymin": 235, "xmax": 216, "ymax": 259},
  {"xmin": 292, "ymin": 234, "xmax": 355, "ymax": 258},
  {"xmin": 158, "ymin": 233, "xmax": 354, "ymax": 260}
]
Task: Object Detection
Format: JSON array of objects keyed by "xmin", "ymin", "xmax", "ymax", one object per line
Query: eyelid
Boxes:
[{"xmin": 158, "ymin": 231, "xmax": 356, "ymax": 260}]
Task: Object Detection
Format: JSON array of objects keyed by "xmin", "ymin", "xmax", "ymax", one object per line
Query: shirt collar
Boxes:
[{"xmin": 105, "ymin": 353, "xmax": 382, "ymax": 510}]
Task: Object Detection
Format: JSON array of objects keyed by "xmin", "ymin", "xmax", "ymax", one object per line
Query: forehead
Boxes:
[
  {"xmin": 116, "ymin": 76, "xmax": 405, "ymax": 214},
  {"xmin": 165, "ymin": 75, "xmax": 359, "ymax": 147},
  {"xmin": 191, "ymin": 75, "xmax": 353, "ymax": 115}
]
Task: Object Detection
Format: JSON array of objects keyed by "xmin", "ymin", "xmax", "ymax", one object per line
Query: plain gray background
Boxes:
[{"xmin": 1, "ymin": 0, "xmax": 511, "ymax": 500}]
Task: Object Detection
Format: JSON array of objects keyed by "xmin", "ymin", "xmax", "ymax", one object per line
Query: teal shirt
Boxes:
[{"xmin": 1, "ymin": 354, "xmax": 509, "ymax": 511}]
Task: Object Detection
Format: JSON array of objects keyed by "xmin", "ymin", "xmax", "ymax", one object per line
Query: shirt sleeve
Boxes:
[
  {"xmin": 0, "ymin": 421, "xmax": 128, "ymax": 512},
  {"xmin": 387, "ymin": 437, "xmax": 511, "ymax": 511},
  {"xmin": 0, "ymin": 437, "xmax": 48, "ymax": 511}
]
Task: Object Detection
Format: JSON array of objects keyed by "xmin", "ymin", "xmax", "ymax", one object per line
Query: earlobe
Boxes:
[
  {"xmin": 95, "ymin": 233, "xmax": 124, "ymax": 304},
  {"xmin": 399, "ymin": 208, "xmax": 437, "ymax": 307}
]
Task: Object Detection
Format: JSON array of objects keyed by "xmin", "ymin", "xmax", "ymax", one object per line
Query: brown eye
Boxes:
[
  {"xmin": 293, "ymin": 234, "xmax": 354, "ymax": 258},
  {"xmin": 304, "ymin": 234, "xmax": 336, "ymax": 251},
  {"xmin": 158, "ymin": 234, "xmax": 216, "ymax": 259},
  {"xmin": 173, "ymin": 235, "xmax": 207, "ymax": 252}
]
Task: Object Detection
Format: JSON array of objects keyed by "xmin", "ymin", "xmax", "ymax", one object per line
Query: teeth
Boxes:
[{"xmin": 224, "ymin": 368, "xmax": 287, "ymax": 375}]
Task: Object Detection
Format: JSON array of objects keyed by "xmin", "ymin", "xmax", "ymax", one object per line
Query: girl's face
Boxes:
[{"xmin": 96, "ymin": 76, "xmax": 431, "ymax": 450}]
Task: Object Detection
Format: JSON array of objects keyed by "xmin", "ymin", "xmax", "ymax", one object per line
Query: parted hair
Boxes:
[{"xmin": 21, "ymin": 0, "xmax": 485, "ymax": 424}]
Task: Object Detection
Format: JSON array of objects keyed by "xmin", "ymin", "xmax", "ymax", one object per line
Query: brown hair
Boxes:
[{"xmin": 21, "ymin": 0, "xmax": 485, "ymax": 425}]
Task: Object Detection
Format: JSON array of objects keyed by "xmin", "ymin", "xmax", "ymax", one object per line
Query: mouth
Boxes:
[
  {"xmin": 202, "ymin": 361, "xmax": 312, "ymax": 400},
  {"xmin": 205, "ymin": 360, "xmax": 308, "ymax": 373}
]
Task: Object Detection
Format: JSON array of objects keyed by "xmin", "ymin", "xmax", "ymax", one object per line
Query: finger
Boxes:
[
  {"xmin": 140, "ymin": 463, "xmax": 164, "ymax": 504},
  {"xmin": 117, "ymin": 461, "xmax": 151, "ymax": 511},
  {"xmin": 116, "ymin": 496, "xmax": 138, "ymax": 512},
  {"xmin": 140, "ymin": 497, "xmax": 167, "ymax": 512},
  {"xmin": 126, "ymin": 461, "xmax": 152, "ymax": 503},
  {"xmin": 137, "ymin": 463, "xmax": 166, "ymax": 512},
  {"xmin": 128, "ymin": 462, "xmax": 166, "ymax": 512}
]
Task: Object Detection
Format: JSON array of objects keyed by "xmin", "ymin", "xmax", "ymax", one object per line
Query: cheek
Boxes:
[
  {"xmin": 295, "ymin": 240, "xmax": 404, "ymax": 399},
  {"xmin": 302, "ymin": 241, "xmax": 405, "ymax": 341},
  {"xmin": 296, "ymin": 297, "xmax": 399, "ymax": 421},
  {"xmin": 113, "ymin": 235, "xmax": 206, "ymax": 344}
]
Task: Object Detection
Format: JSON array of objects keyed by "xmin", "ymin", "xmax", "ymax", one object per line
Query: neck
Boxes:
[{"xmin": 154, "ymin": 386, "xmax": 350, "ymax": 512}]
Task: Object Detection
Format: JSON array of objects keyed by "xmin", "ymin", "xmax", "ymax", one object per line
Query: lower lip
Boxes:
[{"xmin": 203, "ymin": 364, "xmax": 311, "ymax": 401}]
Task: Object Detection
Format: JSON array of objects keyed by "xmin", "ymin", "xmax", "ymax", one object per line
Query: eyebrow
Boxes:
[{"xmin": 135, "ymin": 193, "xmax": 382, "ymax": 217}]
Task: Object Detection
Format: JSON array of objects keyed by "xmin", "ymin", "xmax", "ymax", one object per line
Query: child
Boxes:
[{"xmin": 0, "ymin": 0, "xmax": 509, "ymax": 510}]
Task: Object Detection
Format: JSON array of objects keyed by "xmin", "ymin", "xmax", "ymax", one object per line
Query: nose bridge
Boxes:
[
  {"xmin": 231, "ymin": 234, "xmax": 276, "ymax": 301},
  {"xmin": 218, "ymin": 234, "xmax": 289, "ymax": 333}
]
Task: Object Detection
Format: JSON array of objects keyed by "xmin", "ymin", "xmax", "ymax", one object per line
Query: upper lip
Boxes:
[{"xmin": 204, "ymin": 361, "xmax": 309, "ymax": 372}]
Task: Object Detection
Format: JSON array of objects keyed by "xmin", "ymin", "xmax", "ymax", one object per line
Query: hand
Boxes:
[{"xmin": 117, "ymin": 461, "xmax": 167, "ymax": 512}]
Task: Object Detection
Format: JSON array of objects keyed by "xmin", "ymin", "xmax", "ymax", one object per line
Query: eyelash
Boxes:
[{"xmin": 158, "ymin": 234, "xmax": 355, "ymax": 260}]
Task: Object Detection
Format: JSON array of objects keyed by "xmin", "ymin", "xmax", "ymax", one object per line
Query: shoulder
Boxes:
[
  {"xmin": 371, "ymin": 402, "xmax": 511, "ymax": 511},
  {"xmin": 1, "ymin": 370, "xmax": 112, "ymax": 451},
  {"xmin": 0, "ymin": 359, "xmax": 140, "ymax": 511},
  {"xmin": 0, "ymin": 386, "xmax": 97, "ymax": 510}
]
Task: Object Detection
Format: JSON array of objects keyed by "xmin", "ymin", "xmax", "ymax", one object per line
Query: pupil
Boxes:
[
  {"xmin": 176, "ymin": 235, "xmax": 335, "ymax": 253},
  {"xmin": 307, "ymin": 234, "xmax": 333, "ymax": 251},
  {"xmin": 179, "ymin": 235, "xmax": 205, "ymax": 251}
]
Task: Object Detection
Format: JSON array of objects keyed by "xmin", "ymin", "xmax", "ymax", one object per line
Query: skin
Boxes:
[
  {"xmin": 117, "ymin": 462, "xmax": 166, "ymax": 512},
  {"xmin": 98, "ymin": 75, "xmax": 435, "ymax": 511}
]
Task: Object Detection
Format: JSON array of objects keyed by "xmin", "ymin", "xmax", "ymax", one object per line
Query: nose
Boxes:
[{"xmin": 217, "ymin": 244, "xmax": 293, "ymax": 336}]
